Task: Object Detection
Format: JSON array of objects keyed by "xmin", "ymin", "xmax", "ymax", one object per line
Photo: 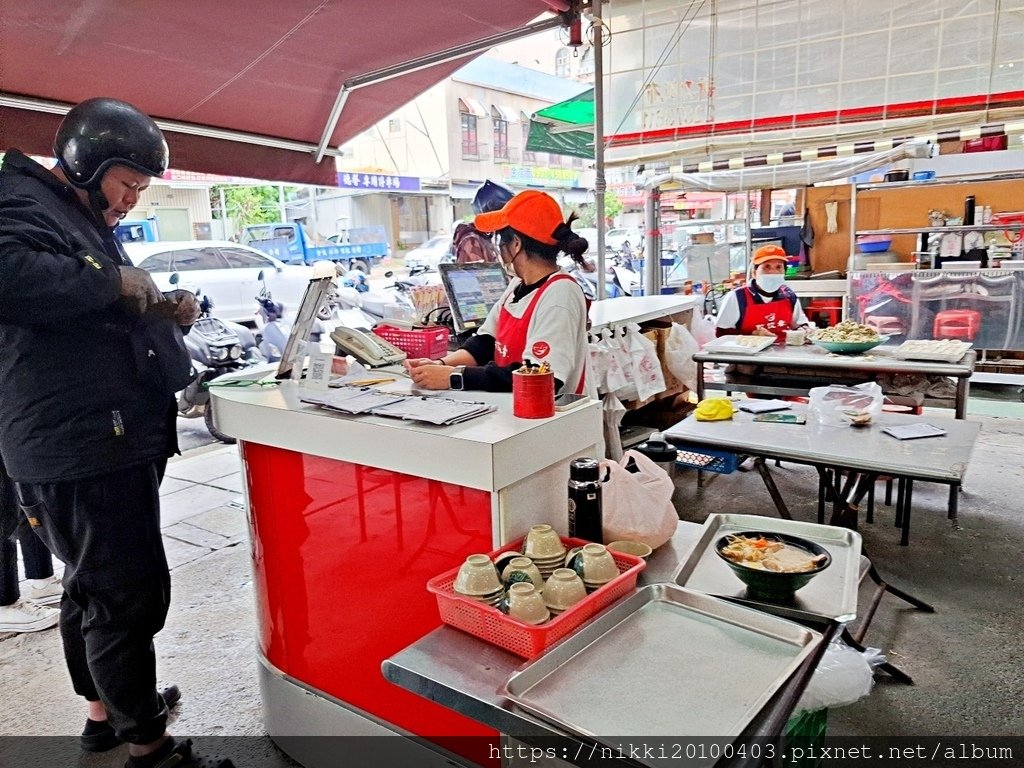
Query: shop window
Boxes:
[
  {"xmin": 579, "ymin": 48, "xmax": 594, "ymax": 78},
  {"xmin": 493, "ymin": 118, "xmax": 509, "ymax": 160},
  {"xmin": 555, "ymin": 48, "xmax": 570, "ymax": 78},
  {"xmin": 461, "ymin": 113, "xmax": 478, "ymax": 157},
  {"xmin": 522, "ymin": 116, "xmax": 535, "ymax": 163}
]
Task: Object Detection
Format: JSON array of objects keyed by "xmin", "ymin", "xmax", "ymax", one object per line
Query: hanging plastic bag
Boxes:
[
  {"xmin": 607, "ymin": 329, "xmax": 639, "ymax": 402},
  {"xmin": 664, "ymin": 322, "xmax": 700, "ymax": 393},
  {"xmin": 690, "ymin": 312, "xmax": 718, "ymax": 349},
  {"xmin": 626, "ymin": 323, "xmax": 665, "ymax": 402},
  {"xmin": 602, "ymin": 395, "xmax": 627, "ymax": 461},
  {"xmin": 602, "ymin": 329, "xmax": 631, "ymax": 396},
  {"xmin": 588, "ymin": 336, "xmax": 611, "ymax": 394},
  {"xmin": 600, "ymin": 449, "xmax": 678, "ymax": 549},
  {"xmin": 808, "ymin": 382, "xmax": 883, "ymax": 426}
]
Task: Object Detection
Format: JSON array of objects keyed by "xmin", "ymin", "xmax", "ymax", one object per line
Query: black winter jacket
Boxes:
[{"xmin": 0, "ymin": 150, "xmax": 178, "ymax": 483}]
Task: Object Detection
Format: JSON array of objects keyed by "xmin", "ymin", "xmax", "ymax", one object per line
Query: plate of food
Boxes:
[
  {"xmin": 892, "ymin": 339, "xmax": 972, "ymax": 363},
  {"xmin": 811, "ymin": 321, "xmax": 887, "ymax": 354},
  {"xmin": 702, "ymin": 335, "xmax": 775, "ymax": 355}
]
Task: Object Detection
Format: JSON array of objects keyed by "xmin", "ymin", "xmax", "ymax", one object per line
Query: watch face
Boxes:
[{"xmin": 449, "ymin": 371, "xmax": 464, "ymax": 390}]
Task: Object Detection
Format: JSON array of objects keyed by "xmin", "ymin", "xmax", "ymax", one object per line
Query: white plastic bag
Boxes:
[
  {"xmin": 602, "ymin": 395, "xmax": 626, "ymax": 461},
  {"xmin": 794, "ymin": 638, "xmax": 874, "ymax": 715},
  {"xmin": 600, "ymin": 449, "xmax": 678, "ymax": 549},
  {"xmin": 808, "ymin": 382, "xmax": 883, "ymax": 426},
  {"xmin": 690, "ymin": 313, "xmax": 717, "ymax": 349},
  {"xmin": 664, "ymin": 323, "xmax": 700, "ymax": 393},
  {"xmin": 626, "ymin": 324, "xmax": 666, "ymax": 402},
  {"xmin": 588, "ymin": 337, "xmax": 611, "ymax": 394},
  {"xmin": 602, "ymin": 329, "xmax": 632, "ymax": 398}
]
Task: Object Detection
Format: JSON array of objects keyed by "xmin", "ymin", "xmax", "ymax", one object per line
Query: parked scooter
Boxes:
[
  {"xmin": 253, "ymin": 270, "xmax": 332, "ymax": 362},
  {"xmin": 175, "ymin": 277, "xmax": 264, "ymax": 443},
  {"xmin": 333, "ymin": 269, "xmax": 418, "ymax": 328},
  {"xmin": 560, "ymin": 256, "xmax": 638, "ymax": 299}
]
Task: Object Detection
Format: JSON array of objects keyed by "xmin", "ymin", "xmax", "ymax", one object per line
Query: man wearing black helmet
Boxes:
[
  {"xmin": 450, "ymin": 179, "xmax": 514, "ymax": 264},
  {"xmin": 0, "ymin": 99, "xmax": 232, "ymax": 768}
]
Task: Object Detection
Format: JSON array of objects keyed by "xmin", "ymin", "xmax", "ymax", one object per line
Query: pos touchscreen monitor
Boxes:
[{"xmin": 438, "ymin": 262, "xmax": 510, "ymax": 334}]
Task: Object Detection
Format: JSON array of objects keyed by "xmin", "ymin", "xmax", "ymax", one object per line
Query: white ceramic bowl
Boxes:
[
  {"xmin": 453, "ymin": 554, "xmax": 503, "ymax": 597},
  {"xmin": 543, "ymin": 568, "xmax": 587, "ymax": 611},
  {"xmin": 607, "ymin": 540, "xmax": 653, "ymax": 559},
  {"xmin": 578, "ymin": 543, "xmax": 620, "ymax": 585},
  {"xmin": 523, "ymin": 524, "xmax": 566, "ymax": 560},
  {"xmin": 502, "ymin": 557, "xmax": 545, "ymax": 590},
  {"xmin": 507, "ymin": 582, "xmax": 550, "ymax": 625}
]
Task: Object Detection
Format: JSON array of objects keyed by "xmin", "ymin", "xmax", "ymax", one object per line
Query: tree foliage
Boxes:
[
  {"xmin": 574, "ymin": 188, "xmax": 624, "ymax": 228},
  {"xmin": 210, "ymin": 185, "xmax": 289, "ymax": 226}
]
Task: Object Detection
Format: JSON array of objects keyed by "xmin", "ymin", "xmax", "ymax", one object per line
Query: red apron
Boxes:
[
  {"xmin": 495, "ymin": 273, "xmax": 585, "ymax": 393},
  {"xmin": 737, "ymin": 286, "xmax": 795, "ymax": 343}
]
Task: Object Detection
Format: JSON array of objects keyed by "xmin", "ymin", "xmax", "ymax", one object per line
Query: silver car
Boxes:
[{"xmin": 124, "ymin": 240, "xmax": 322, "ymax": 323}]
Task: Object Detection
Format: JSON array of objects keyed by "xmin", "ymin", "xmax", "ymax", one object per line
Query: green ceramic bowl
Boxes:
[
  {"xmin": 715, "ymin": 531, "xmax": 832, "ymax": 601},
  {"xmin": 812, "ymin": 335, "xmax": 888, "ymax": 355}
]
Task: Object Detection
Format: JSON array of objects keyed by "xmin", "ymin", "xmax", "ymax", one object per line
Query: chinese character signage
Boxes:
[
  {"xmin": 336, "ymin": 173, "xmax": 421, "ymax": 192},
  {"xmin": 499, "ymin": 166, "xmax": 580, "ymax": 188}
]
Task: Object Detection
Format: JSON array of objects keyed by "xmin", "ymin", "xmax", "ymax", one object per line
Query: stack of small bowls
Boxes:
[
  {"xmin": 522, "ymin": 524, "xmax": 567, "ymax": 580},
  {"xmin": 453, "ymin": 554, "xmax": 504, "ymax": 607},
  {"xmin": 568, "ymin": 543, "xmax": 620, "ymax": 592},
  {"xmin": 542, "ymin": 568, "xmax": 588, "ymax": 616}
]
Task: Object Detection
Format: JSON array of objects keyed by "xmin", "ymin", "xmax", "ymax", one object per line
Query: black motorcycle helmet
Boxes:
[
  {"xmin": 54, "ymin": 98, "xmax": 169, "ymax": 213},
  {"xmin": 471, "ymin": 180, "xmax": 514, "ymax": 215}
]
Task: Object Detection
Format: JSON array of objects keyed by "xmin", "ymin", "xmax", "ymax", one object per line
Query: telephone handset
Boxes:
[{"xmin": 330, "ymin": 327, "xmax": 406, "ymax": 367}]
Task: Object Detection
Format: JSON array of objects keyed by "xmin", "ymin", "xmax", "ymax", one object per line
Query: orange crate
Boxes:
[
  {"xmin": 427, "ymin": 536, "xmax": 645, "ymax": 658},
  {"xmin": 373, "ymin": 324, "xmax": 449, "ymax": 358}
]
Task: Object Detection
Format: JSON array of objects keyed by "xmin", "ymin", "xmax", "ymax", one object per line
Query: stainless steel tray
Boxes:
[
  {"xmin": 500, "ymin": 584, "xmax": 822, "ymax": 755},
  {"xmin": 673, "ymin": 514, "xmax": 862, "ymax": 623}
]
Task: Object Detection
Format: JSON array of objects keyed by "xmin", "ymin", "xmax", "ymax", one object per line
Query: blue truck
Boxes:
[
  {"xmin": 241, "ymin": 222, "xmax": 389, "ymax": 273},
  {"xmin": 115, "ymin": 217, "xmax": 161, "ymax": 243}
]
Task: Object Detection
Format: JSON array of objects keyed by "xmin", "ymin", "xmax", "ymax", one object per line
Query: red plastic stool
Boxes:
[
  {"xmin": 808, "ymin": 298, "xmax": 842, "ymax": 327},
  {"xmin": 933, "ymin": 309, "xmax": 981, "ymax": 341}
]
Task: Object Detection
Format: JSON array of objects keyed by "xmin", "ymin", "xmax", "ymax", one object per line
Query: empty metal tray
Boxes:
[
  {"xmin": 673, "ymin": 514, "xmax": 862, "ymax": 623},
  {"xmin": 500, "ymin": 584, "xmax": 822, "ymax": 758}
]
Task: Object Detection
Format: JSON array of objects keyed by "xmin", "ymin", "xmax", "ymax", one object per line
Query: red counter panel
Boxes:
[{"xmin": 242, "ymin": 442, "xmax": 497, "ymax": 750}]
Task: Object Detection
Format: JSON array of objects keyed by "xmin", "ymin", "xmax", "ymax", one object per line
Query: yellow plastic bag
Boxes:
[{"xmin": 695, "ymin": 399, "xmax": 735, "ymax": 421}]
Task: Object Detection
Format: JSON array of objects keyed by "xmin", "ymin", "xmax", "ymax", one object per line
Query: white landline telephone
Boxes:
[{"xmin": 330, "ymin": 327, "xmax": 406, "ymax": 367}]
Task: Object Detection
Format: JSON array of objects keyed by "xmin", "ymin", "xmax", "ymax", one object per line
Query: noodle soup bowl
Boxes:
[{"xmin": 714, "ymin": 531, "xmax": 832, "ymax": 601}]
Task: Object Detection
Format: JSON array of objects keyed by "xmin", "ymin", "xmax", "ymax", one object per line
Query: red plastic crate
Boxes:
[
  {"xmin": 373, "ymin": 324, "xmax": 449, "ymax": 359},
  {"xmin": 427, "ymin": 536, "xmax": 645, "ymax": 658}
]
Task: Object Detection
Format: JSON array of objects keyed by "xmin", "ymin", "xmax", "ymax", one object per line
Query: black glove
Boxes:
[
  {"xmin": 118, "ymin": 265, "xmax": 164, "ymax": 315},
  {"xmin": 162, "ymin": 289, "xmax": 202, "ymax": 327}
]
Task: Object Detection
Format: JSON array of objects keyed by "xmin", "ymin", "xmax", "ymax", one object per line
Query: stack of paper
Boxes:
[
  {"xmin": 299, "ymin": 388, "xmax": 495, "ymax": 425},
  {"xmin": 371, "ymin": 396, "xmax": 496, "ymax": 425}
]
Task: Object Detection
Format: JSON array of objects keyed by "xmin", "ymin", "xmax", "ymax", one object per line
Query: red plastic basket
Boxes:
[
  {"xmin": 373, "ymin": 324, "xmax": 449, "ymax": 359},
  {"xmin": 427, "ymin": 536, "xmax": 645, "ymax": 658}
]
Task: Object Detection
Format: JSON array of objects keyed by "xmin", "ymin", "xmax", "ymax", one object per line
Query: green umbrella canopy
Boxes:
[{"xmin": 526, "ymin": 87, "xmax": 594, "ymax": 159}]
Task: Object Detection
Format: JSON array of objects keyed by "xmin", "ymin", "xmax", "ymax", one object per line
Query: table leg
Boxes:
[
  {"xmin": 948, "ymin": 484, "xmax": 959, "ymax": 521},
  {"xmin": 696, "ymin": 360, "xmax": 707, "ymax": 401},
  {"xmin": 752, "ymin": 458, "xmax": 794, "ymax": 520},
  {"xmin": 900, "ymin": 479, "xmax": 914, "ymax": 546},
  {"xmin": 955, "ymin": 376, "xmax": 968, "ymax": 420}
]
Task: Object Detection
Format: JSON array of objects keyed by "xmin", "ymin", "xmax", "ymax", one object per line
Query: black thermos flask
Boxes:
[
  {"xmin": 964, "ymin": 195, "xmax": 976, "ymax": 227},
  {"xmin": 568, "ymin": 458, "xmax": 603, "ymax": 542}
]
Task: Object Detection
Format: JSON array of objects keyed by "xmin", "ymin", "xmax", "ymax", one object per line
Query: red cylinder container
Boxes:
[{"xmin": 512, "ymin": 370, "xmax": 555, "ymax": 418}]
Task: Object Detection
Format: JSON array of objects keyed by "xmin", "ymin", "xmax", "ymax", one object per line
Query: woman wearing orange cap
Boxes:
[
  {"xmin": 406, "ymin": 190, "xmax": 591, "ymax": 395},
  {"xmin": 715, "ymin": 245, "xmax": 811, "ymax": 342}
]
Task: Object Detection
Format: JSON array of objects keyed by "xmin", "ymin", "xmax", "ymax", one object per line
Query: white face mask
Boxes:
[{"xmin": 757, "ymin": 274, "xmax": 785, "ymax": 293}]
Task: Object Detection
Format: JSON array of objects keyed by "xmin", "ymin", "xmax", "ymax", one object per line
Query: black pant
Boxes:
[{"xmin": 16, "ymin": 461, "xmax": 171, "ymax": 744}]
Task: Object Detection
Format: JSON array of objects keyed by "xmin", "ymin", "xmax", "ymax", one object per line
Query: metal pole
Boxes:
[
  {"xmin": 278, "ymin": 184, "xmax": 287, "ymax": 222},
  {"xmin": 219, "ymin": 187, "xmax": 228, "ymax": 237},
  {"xmin": 645, "ymin": 188, "xmax": 660, "ymax": 294},
  {"xmin": 592, "ymin": 1, "xmax": 607, "ymax": 301}
]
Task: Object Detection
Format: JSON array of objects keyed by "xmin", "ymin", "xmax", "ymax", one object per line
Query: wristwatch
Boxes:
[{"xmin": 449, "ymin": 365, "xmax": 466, "ymax": 391}]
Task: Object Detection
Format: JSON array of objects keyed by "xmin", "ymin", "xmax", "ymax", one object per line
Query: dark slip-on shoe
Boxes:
[{"xmin": 80, "ymin": 685, "xmax": 182, "ymax": 752}]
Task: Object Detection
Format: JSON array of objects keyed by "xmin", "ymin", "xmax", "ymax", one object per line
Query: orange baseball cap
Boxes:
[
  {"xmin": 752, "ymin": 244, "xmax": 789, "ymax": 265},
  {"xmin": 474, "ymin": 190, "xmax": 562, "ymax": 246}
]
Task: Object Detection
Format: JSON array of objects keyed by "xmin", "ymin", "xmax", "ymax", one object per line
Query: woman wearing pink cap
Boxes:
[{"xmin": 715, "ymin": 245, "xmax": 811, "ymax": 343}]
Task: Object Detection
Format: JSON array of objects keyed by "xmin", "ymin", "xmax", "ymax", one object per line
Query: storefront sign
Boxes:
[
  {"xmin": 500, "ymin": 166, "xmax": 580, "ymax": 189},
  {"xmin": 337, "ymin": 173, "xmax": 421, "ymax": 191}
]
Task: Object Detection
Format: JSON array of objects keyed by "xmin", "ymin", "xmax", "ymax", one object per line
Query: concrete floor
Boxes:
[{"xmin": 1, "ymin": 393, "xmax": 1022, "ymax": 765}]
